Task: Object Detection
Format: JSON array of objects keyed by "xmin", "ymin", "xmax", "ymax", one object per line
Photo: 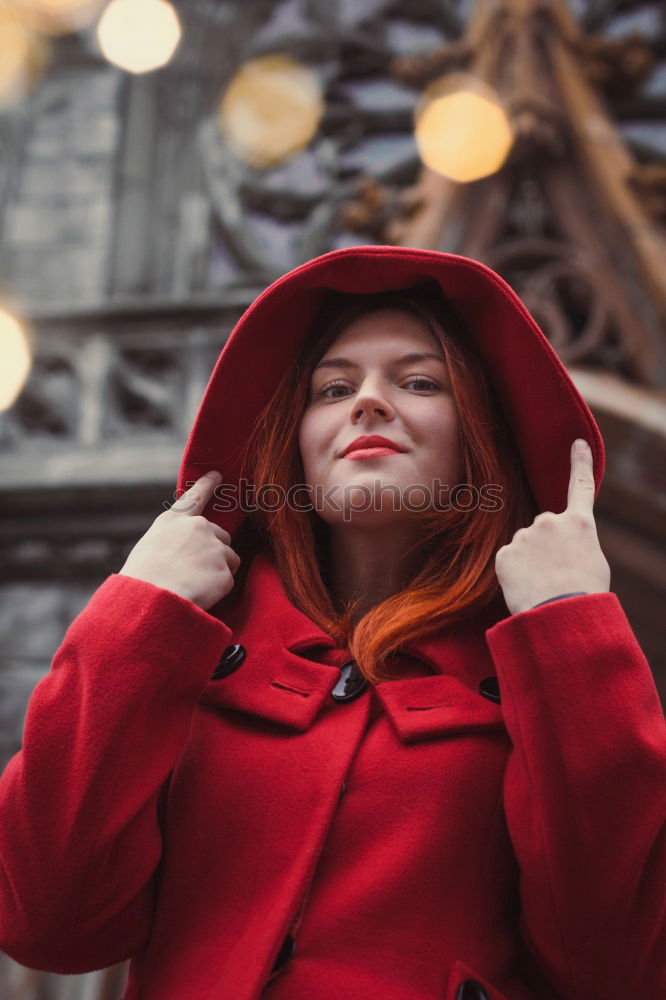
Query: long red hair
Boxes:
[{"xmin": 231, "ymin": 281, "xmax": 537, "ymax": 684}]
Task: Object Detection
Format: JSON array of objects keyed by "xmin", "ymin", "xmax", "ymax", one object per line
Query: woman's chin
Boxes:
[
  {"xmin": 308, "ymin": 477, "xmax": 440, "ymax": 527},
  {"xmin": 317, "ymin": 504, "xmax": 417, "ymax": 530}
]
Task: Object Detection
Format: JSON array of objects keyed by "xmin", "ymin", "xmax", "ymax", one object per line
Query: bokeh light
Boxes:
[
  {"xmin": 0, "ymin": 308, "xmax": 31, "ymax": 413},
  {"xmin": 96, "ymin": 0, "xmax": 182, "ymax": 74},
  {"xmin": 217, "ymin": 54, "xmax": 324, "ymax": 169},
  {"xmin": 415, "ymin": 74, "xmax": 514, "ymax": 183}
]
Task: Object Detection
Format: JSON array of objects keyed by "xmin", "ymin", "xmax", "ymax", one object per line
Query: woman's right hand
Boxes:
[{"xmin": 118, "ymin": 471, "xmax": 240, "ymax": 611}]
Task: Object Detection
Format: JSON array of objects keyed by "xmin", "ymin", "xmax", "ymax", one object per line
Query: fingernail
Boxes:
[{"xmin": 574, "ymin": 439, "xmax": 589, "ymax": 453}]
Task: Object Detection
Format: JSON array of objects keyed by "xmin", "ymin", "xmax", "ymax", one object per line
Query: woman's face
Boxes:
[{"xmin": 298, "ymin": 308, "xmax": 460, "ymax": 526}]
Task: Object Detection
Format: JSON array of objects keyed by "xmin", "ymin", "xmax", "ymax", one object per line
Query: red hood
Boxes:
[{"xmin": 178, "ymin": 245, "xmax": 603, "ymax": 534}]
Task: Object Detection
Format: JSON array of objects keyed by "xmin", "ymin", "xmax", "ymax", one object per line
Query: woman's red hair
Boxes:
[{"xmin": 232, "ymin": 281, "xmax": 537, "ymax": 684}]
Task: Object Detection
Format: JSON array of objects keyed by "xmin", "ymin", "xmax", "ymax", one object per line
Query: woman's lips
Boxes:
[{"xmin": 343, "ymin": 446, "xmax": 403, "ymax": 461}]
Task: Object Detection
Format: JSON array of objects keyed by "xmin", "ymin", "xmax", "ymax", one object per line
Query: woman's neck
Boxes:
[{"xmin": 327, "ymin": 522, "xmax": 426, "ymax": 622}]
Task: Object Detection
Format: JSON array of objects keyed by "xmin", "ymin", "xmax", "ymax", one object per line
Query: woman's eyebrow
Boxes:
[{"xmin": 313, "ymin": 352, "xmax": 445, "ymax": 371}]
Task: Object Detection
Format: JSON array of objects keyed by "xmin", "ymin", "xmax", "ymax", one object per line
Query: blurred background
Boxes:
[{"xmin": 0, "ymin": 0, "xmax": 664, "ymax": 995}]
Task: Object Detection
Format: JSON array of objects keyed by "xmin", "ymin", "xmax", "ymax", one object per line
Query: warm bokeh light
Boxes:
[
  {"xmin": 96, "ymin": 0, "xmax": 181, "ymax": 74},
  {"xmin": 20, "ymin": 0, "xmax": 105, "ymax": 35},
  {"xmin": 217, "ymin": 54, "xmax": 324, "ymax": 169},
  {"xmin": 415, "ymin": 74, "xmax": 514, "ymax": 183},
  {"xmin": 0, "ymin": 308, "xmax": 31, "ymax": 413},
  {"xmin": 0, "ymin": 3, "xmax": 49, "ymax": 107}
]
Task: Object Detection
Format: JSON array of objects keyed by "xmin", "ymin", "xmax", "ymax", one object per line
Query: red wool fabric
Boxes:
[{"xmin": 0, "ymin": 247, "xmax": 664, "ymax": 999}]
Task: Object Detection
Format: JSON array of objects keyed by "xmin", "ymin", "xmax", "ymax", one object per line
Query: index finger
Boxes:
[
  {"xmin": 170, "ymin": 471, "xmax": 223, "ymax": 515},
  {"xmin": 566, "ymin": 440, "xmax": 595, "ymax": 514}
]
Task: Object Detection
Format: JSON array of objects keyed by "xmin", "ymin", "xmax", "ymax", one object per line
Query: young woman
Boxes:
[{"xmin": 0, "ymin": 246, "xmax": 663, "ymax": 1000}]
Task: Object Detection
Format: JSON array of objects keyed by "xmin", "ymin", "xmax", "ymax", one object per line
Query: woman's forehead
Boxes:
[{"xmin": 321, "ymin": 307, "xmax": 440, "ymax": 355}]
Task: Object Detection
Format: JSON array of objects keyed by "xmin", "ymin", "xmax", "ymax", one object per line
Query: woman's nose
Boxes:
[{"xmin": 350, "ymin": 380, "xmax": 395, "ymax": 422}]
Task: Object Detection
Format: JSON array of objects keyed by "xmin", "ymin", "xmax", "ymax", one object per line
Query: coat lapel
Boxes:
[
  {"xmin": 198, "ymin": 553, "xmax": 349, "ymax": 730},
  {"xmin": 199, "ymin": 553, "xmax": 508, "ymax": 741}
]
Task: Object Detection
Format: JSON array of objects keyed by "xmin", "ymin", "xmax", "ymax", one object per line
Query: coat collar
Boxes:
[{"xmin": 199, "ymin": 553, "xmax": 508, "ymax": 742}]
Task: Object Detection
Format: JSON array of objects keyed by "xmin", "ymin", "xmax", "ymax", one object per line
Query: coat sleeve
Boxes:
[
  {"xmin": 485, "ymin": 591, "xmax": 666, "ymax": 1000},
  {"xmin": 0, "ymin": 574, "xmax": 232, "ymax": 975}
]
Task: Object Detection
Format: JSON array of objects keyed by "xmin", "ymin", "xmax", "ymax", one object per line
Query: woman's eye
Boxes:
[
  {"xmin": 318, "ymin": 380, "xmax": 352, "ymax": 399},
  {"xmin": 404, "ymin": 376, "xmax": 438, "ymax": 391}
]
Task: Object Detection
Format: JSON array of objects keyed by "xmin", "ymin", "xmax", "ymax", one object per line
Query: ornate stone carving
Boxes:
[
  {"xmin": 627, "ymin": 163, "xmax": 666, "ymax": 223},
  {"xmin": 391, "ymin": 41, "xmax": 471, "ymax": 90},
  {"xmin": 574, "ymin": 32, "xmax": 656, "ymax": 98},
  {"xmin": 107, "ymin": 348, "xmax": 183, "ymax": 434},
  {"xmin": 368, "ymin": 0, "xmax": 666, "ymax": 386},
  {"xmin": 8, "ymin": 354, "xmax": 79, "ymax": 442},
  {"xmin": 339, "ymin": 176, "xmax": 424, "ymax": 243},
  {"xmin": 488, "ymin": 242, "xmax": 616, "ymax": 366}
]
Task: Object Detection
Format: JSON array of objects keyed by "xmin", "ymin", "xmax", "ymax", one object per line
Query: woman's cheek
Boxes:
[
  {"xmin": 297, "ymin": 416, "xmax": 316, "ymax": 482},
  {"xmin": 299, "ymin": 417, "xmax": 329, "ymax": 488}
]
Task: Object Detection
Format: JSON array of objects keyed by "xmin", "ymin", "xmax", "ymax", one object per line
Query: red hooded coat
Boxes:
[{"xmin": 0, "ymin": 247, "xmax": 664, "ymax": 1000}]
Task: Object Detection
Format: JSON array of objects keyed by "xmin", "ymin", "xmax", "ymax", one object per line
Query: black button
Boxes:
[
  {"xmin": 340, "ymin": 781, "xmax": 347, "ymax": 795},
  {"xmin": 211, "ymin": 643, "xmax": 246, "ymax": 680},
  {"xmin": 331, "ymin": 660, "xmax": 368, "ymax": 702},
  {"xmin": 269, "ymin": 934, "xmax": 295, "ymax": 976},
  {"xmin": 479, "ymin": 676, "xmax": 501, "ymax": 703},
  {"xmin": 455, "ymin": 980, "xmax": 489, "ymax": 1000}
]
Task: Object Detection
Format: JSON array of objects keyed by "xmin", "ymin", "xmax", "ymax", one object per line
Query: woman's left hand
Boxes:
[{"xmin": 495, "ymin": 439, "xmax": 611, "ymax": 615}]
